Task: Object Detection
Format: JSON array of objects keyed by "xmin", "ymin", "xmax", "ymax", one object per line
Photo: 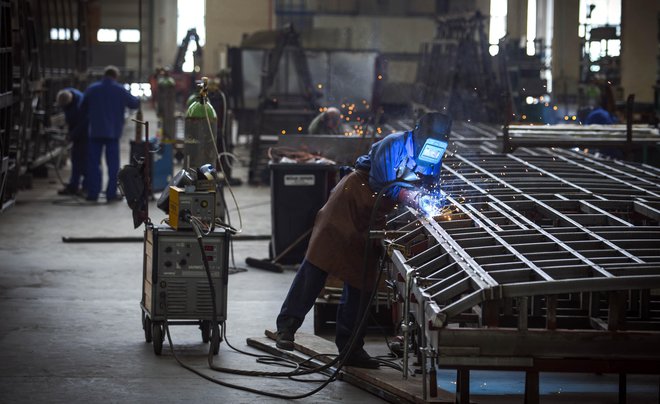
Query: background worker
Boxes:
[
  {"xmin": 56, "ymin": 88, "xmax": 88, "ymax": 196},
  {"xmin": 275, "ymin": 112, "xmax": 452, "ymax": 369},
  {"xmin": 584, "ymin": 80, "xmax": 618, "ymax": 125},
  {"xmin": 307, "ymin": 107, "xmax": 342, "ymax": 134},
  {"xmin": 81, "ymin": 65, "xmax": 140, "ymax": 202}
]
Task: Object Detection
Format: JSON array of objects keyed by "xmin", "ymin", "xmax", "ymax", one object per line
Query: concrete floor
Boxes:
[
  {"xmin": 1, "ymin": 108, "xmax": 658, "ymax": 403},
  {"xmin": 0, "ymin": 109, "xmax": 383, "ymax": 403}
]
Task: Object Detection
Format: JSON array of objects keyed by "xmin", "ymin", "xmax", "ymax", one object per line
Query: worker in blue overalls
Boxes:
[
  {"xmin": 56, "ymin": 88, "xmax": 88, "ymax": 196},
  {"xmin": 275, "ymin": 112, "xmax": 452, "ymax": 368},
  {"xmin": 81, "ymin": 65, "xmax": 140, "ymax": 202}
]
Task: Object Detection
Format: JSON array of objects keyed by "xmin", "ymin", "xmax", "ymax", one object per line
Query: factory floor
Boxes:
[
  {"xmin": 1, "ymin": 107, "xmax": 658, "ymax": 403},
  {"xmin": 0, "ymin": 111, "xmax": 382, "ymax": 403}
]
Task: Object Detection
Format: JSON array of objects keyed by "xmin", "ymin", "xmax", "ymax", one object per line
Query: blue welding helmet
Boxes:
[{"xmin": 411, "ymin": 112, "xmax": 452, "ymax": 177}]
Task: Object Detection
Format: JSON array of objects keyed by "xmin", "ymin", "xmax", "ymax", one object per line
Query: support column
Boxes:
[
  {"xmin": 620, "ymin": 0, "xmax": 660, "ymax": 103},
  {"xmin": 506, "ymin": 0, "xmax": 529, "ymax": 47},
  {"xmin": 551, "ymin": 0, "xmax": 580, "ymax": 105},
  {"xmin": 152, "ymin": 0, "xmax": 177, "ymax": 70}
]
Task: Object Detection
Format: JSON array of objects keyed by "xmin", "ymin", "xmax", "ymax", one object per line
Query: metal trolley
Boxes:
[{"xmin": 141, "ymin": 224, "xmax": 230, "ymax": 355}]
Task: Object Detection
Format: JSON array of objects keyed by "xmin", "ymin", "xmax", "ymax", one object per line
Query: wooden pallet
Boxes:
[{"xmin": 246, "ymin": 330, "xmax": 455, "ymax": 403}]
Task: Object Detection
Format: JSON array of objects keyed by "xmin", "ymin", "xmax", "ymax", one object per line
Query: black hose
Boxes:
[
  {"xmin": 166, "ymin": 179, "xmax": 415, "ymax": 399},
  {"xmin": 159, "ymin": 223, "xmax": 342, "ymax": 399}
]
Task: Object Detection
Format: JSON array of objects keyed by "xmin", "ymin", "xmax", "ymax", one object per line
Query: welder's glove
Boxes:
[
  {"xmin": 398, "ymin": 188, "xmax": 444, "ymax": 217},
  {"xmin": 397, "ymin": 188, "xmax": 421, "ymax": 209}
]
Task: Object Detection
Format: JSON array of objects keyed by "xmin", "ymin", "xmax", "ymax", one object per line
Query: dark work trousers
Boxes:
[
  {"xmin": 67, "ymin": 138, "xmax": 88, "ymax": 192},
  {"xmin": 87, "ymin": 137, "xmax": 120, "ymax": 201},
  {"xmin": 276, "ymin": 259, "xmax": 367, "ymax": 352}
]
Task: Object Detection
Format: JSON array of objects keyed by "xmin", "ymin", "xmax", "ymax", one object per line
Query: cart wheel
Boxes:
[
  {"xmin": 211, "ymin": 323, "xmax": 221, "ymax": 355},
  {"xmin": 144, "ymin": 315, "xmax": 153, "ymax": 343},
  {"xmin": 200, "ymin": 320, "xmax": 211, "ymax": 343},
  {"xmin": 152, "ymin": 322, "xmax": 163, "ymax": 355}
]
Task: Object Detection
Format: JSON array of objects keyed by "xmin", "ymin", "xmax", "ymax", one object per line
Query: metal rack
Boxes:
[
  {"xmin": 504, "ymin": 123, "xmax": 660, "ymax": 155},
  {"xmin": 2, "ymin": 0, "xmax": 89, "ymax": 211},
  {"xmin": 384, "ymin": 148, "xmax": 660, "ymax": 402}
]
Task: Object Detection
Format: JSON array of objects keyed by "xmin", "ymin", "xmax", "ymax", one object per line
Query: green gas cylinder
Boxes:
[
  {"xmin": 184, "ymin": 91, "xmax": 218, "ymax": 170},
  {"xmin": 158, "ymin": 76, "xmax": 176, "ymax": 142}
]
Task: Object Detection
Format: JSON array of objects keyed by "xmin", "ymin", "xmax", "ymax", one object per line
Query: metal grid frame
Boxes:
[{"xmin": 384, "ymin": 144, "xmax": 660, "ymax": 401}]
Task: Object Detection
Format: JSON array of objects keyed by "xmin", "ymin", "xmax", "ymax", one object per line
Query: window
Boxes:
[
  {"xmin": 526, "ymin": 0, "xmax": 537, "ymax": 56},
  {"xmin": 177, "ymin": 0, "xmax": 205, "ymax": 72},
  {"xmin": 579, "ymin": 0, "xmax": 621, "ymax": 62},
  {"xmin": 489, "ymin": 0, "xmax": 507, "ymax": 56},
  {"xmin": 50, "ymin": 28, "xmax": 80, "ymax": 41},
  {"xmin": 127, "ymin": 83, "xmax": 152, "ymax": 98},
  {"xmin": 97, "ymin": 29, "xmax": 118, "ymax": 42},
  {"xmin": 119, "ymin": 29, "xmax": 140, "ymax": 43}
]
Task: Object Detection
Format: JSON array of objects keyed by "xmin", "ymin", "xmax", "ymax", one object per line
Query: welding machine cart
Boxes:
[{"xmin": 141, "ymin": 224, "xmax": 230, "ymax": 355}]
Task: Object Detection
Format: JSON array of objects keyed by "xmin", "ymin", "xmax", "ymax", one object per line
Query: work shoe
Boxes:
[
  {"xmin": 57, "ymin": 187, "xmax": 77, "ymax": 196},
  {"xmin": 275, "ymin": 331, "xmax": 295, "ymax": 351},
  {"xmin": 343, "ymin": 348, "xmax": 380, "ymax": 369}
]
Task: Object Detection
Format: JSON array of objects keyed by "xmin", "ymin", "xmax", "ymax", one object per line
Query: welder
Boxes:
[
  {"xmin": 56, "ymin": 88, "xmax": 88, "ymax": 196},
  {"xmin": 275, "ymin": 112, "xmax": 451, "ymax": 368},
  {"xmin": 307, "ymin": 107, "xmax": 342, "ymax": 134}
]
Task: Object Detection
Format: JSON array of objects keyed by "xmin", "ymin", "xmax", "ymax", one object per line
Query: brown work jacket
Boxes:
[{"xmin": 305, "ymin": 170, "xmax": 396, "ymax": 290}]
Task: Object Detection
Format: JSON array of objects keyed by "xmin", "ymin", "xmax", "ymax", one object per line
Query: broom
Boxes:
[{"xmin": 245, "ymin": 228, "xmax": 313, "ymax": 273}]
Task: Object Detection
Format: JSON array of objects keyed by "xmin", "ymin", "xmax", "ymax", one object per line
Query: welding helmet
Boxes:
[
  {"xmin": 197, "ymin": 164, "xmax": 217, "ymax": 181},
  {"xmin": 409, "ymin": 112, "xmax": 452, "ymax": 178}
]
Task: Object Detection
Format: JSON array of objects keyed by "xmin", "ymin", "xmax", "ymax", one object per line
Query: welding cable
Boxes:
[
  {"xmin": 216, "ymin": 151, "xmax": 242, "ymax": 168},
  {"xmin": 217, "ymin": 90, "xmax": 235, "ymax": 171},
  {"xmin": 212, "ymin": 181, "xmax": 407, "ymax": 378},
  {"xmin": 169, "ymin": 184, "xmax": 412, "ymax": 398},
  {"xmin": 311, "ymin": 178, "xmax": 431, "ymax": 377},
  {"xmin": 189, "ymin": 215, "xmax": 213, "ymax": 235},
  {"xmin": 220, "ymin": 323, "xmax": 341, "ymax": 378},
  {"xmin": 328, "ymin": 182, "xmax": 405, "ymax": 373},
  {"xmin": 212, "ymin": 186, "xmax": 242, "ymax": 274},
  {"xmin": 165, "ymin": 320, "xmax": 339, "ymax": 397},
  {"xmin": 225, "ymin": 179, "xmax": 411, "ymax": 377},
  {"xmin": 191, "ymin": 220, "xmax": 340, "ymax": 387},
  {"xmin": 159, "ymin": 221, "xmax": 345, "ymax": 399},
  {"xmin": 202, "ymin": 91, "xmax": 243, "ymax": 234}
]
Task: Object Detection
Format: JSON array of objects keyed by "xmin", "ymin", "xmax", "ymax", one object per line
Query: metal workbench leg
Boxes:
[
  {"xmin": 455, "ymin": 368, "xmax": 470, "ymax": 404},
  {"xmin": 524, "ymin": 371, "xmax": 539, "ymax": 404}
]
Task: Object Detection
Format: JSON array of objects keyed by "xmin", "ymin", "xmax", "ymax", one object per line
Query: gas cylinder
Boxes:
[
  {"xmin": 186, "ymin": 93, "xmax": 198, "ymax": 109},
  {"xmin": 184, "ymin": 78, "xmax": 218, "ymax": 170},
  {"xmin": 158, "ymin": 75, "xmax": 176, "ymax": 142}
]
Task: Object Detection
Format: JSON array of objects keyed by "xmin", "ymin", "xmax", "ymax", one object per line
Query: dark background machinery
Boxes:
[
  {"xmin": 226, "ymin": 25, "xmax": 381, "ymax": 185},
  {"xmin": 414, "ymin": 11, "xmax": 506, "ymax": 125},
  {"xmin": 1, "ymin": 0, "xmax": 90, "ymax": 211}
]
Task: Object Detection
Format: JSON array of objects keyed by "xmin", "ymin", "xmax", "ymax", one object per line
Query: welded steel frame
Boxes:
[{"xmin": 384, "ymin": 148, "xmax": 660, "ymax": 402}]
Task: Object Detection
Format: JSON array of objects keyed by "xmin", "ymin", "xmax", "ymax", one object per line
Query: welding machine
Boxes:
[
  {"xmin": 168, "ymin": 186, "xmax": 216, "ymax": 230},
  {"xmin": 141, "ymin": 224, "xmax": 230, "ymax": 355}
]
